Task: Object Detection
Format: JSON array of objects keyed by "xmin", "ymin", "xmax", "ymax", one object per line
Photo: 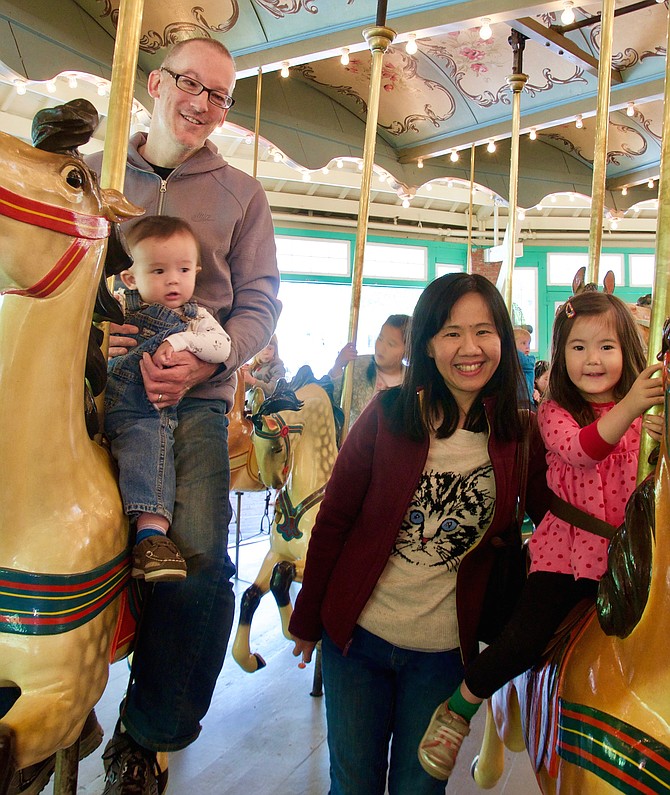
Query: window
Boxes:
[
  {"xmin": 512, "ymin": 268, "xmax": 538, "ymax": 350},
  {"xmin": 547, "ymin": 252, "xmax": 623, "ymax": 286},
  {"xmin": 435, "ymin": 263, "xmax": 465, "ymax": 278},
  {"xmin": 629, "ymin": 254, "xmax": 655, "ymax": 287},
  {"xmin": 363, "ymin": 243, "xmax": 427, "ymax": 280},
  {"xmin": 273, "ymin": 282, "xmax": 420, "ymax": 378},
  {"xmin": 276, "ymin": 236, "xmax": 349, "ymax": 276}
]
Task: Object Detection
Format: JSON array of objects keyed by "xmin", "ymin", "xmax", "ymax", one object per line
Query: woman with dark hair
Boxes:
[
  {"xmin": 329, "ymin": 313, "xmax": 411, "ymax": 426},
  {"xmin": 289, "ymin": 273, "xmax": 550, "ymax": 795}
]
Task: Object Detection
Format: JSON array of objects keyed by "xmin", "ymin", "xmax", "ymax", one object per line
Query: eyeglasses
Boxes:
[{"xmin": 160, "ymin": 67, "xmax": 235, "ymax": 110}]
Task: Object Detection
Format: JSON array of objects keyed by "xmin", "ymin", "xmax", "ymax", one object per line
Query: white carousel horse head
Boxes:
[
  {"xmin": 232, "ymin": 366, "xmax": 341, "ymax": 673},
  {"xmin": 473, "ymin": 320, "xmax": 670, "ymax": 793},
  {"xmin": 0, "ymin": 104, "xmax": 142, "ymax": 778}
]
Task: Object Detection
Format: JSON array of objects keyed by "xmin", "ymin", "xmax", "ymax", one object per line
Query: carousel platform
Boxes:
[{"xmin": 45, "ymin": 489, "xmax": 539, "ymax": 794}]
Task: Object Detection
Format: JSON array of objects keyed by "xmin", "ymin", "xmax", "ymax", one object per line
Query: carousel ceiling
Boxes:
[{"xmin": 0, "ymin": 0, "xmax": 667, "ymax": 243}]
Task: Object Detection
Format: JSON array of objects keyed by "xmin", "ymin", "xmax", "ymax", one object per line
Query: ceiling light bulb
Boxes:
[
  {"xmin": 337, "ymin": 159, "xmax": 344, "ymax": 169},
  {"xmin": 97, "ymin": 82, "xmax": 107, "ymax": 96},
  {"xmin": 302, "ymin": 171, "xmax": 311, "ymax": 182},
  {"xmin": 402, "ymin": 198, "xmax": 411, "ymax": 209},
  {"xmin": 14, "ymin": 80, "xmax": 27, "ymax": 95},
  {"xmin": 322, "ymin": 166, "xmax": 330, "ymax": 175},
  {"xmin": 280, "ymin": 61, "xmax": 290, "ymax": 78},
  {"xmin": 479, "ymin": 18, "xmax": 492, "ymax": 41},
  {"xmin": 487, "ymin": 139, "xmax": 496, "ymax": 153},
  {"xmin": 621, "ymin": 186, "xmax": 628, "ymax": 196},
  {"xmin": 68, "ymin": 75, "xmax": 78, "ymax": 89},
  {"xmin": 450, "ymin": 149, "xmax": 459, "ymax": 162},
  {"xmin": 406, "ymin": 34, "xmax": 418, "ymax": 55},
  {"xmin": 357, "ymin": 161, "xmax": 364, "ymax": 171},
  {"xmin": 244, "ymin": 134, "xmax": 254, "ymax": 145},
  {"xmin": 417, "ymin": 158, "xmax": 424, "ymax": 169},
  {"xmin": 386, "ymin": 175, "xmax": 394, "ymax": 184},
  {"xmin": 648, "ymin": 178, "xmax": 655, "ymax": 188},
  {"xmin": 447, "ymin": 180, "xmax": 453, "ymax": 189},
  {"xmin": 273, "ymin": 150, "xmax": 283, "ymax": 162},
  {"xmin": 518, "ymin": 209, "xmax": 526, "ymax": 220},
  {"xmin": 425, "ymin": 183, "xmax": 432, "ymax": 191},
  {"xmin": 340, "ymin": 48, "xmax": 350, "ymax": 66},
  {"xmin": 626, "ymin": 102, "xmax": 635, "ymax": 117},
  {"xmin": 529, "ymin": 128, "xmax": 537, "ymax": 140},
  {"xmin": 46, "ymin": 79, "xmax": 57, "ymax": 94},
  {"xmin": 610, "ymin": 219, "xmax": 619, "ymax": 230},
  {"xmin": 561, "ymin": 2, "xmax": 575, "ymax": 25},
  {"xmin": 536, "ymin": 204, "xmax": 543, "ymax": 211},
  {"xmin": 569, "ymin": 193, "xmax": 576, "ymax": 201},
  {"xmin": 575, "ymin": 114, "xmax": 583, "ymax": 129}
]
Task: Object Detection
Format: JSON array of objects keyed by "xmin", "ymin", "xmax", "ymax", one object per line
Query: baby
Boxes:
[{"xmin": 105, "ymin": 216, "xmax": 231, "ymax": 581}]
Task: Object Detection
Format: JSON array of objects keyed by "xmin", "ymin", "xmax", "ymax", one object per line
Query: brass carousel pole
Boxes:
[
  {"xmin": 503, "ymin": 31, "xmax": 528, "ymax": 313},
  {"xmin": 55, "ymin": 1, "xmax": 144, "ymax": 793},
  {"xmin": 586, "ymin": 0, "xmax": 615, "ymax": 285},
  {"xmin": 339, "ymin": 4, "xmax": 395, "ymax": 440},
  {"xmin": 637, "ymin": 2, "xmax": 670, "ymax": 481},
  {"xmin": 467, "ymin": 144, "xmax": 475, "ymax": 273},
  {"xmin": 252, "ymin": 66, "xmax": 262, "ymax": 180},
  {"xmin": 99, "ymin": 0, "xmax": 144, "ymax": 348}
]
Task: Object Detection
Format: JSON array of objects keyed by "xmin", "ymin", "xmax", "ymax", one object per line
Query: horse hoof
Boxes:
[
  {"xmin": 470, "ymin": 755, "xmax": 479, "ymax": 781},
  {"xmin": 253, "ymin": 653, "xmax": 267, "ymax": 670}
]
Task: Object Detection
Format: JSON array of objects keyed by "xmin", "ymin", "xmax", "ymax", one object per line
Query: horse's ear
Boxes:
[
  {"xmin": 603, "ymin": 270, "xmax": 616, "ymax": 294},
  {"xmin": 265, "ymin": 416, "xmax": 280, "ymax": 433},
  {"xmin": 572, "ymin": 267, "xmax": 586, "ymax": 295}
]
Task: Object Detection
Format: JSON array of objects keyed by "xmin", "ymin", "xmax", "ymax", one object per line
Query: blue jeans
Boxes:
[
  {"xmin": 106, "ymin": 382, "xmax": 178, "ymax": 521},
  {"xmin": 322, "ymin": 627, "xmax": 464, "ymax": 795},
  {"xmin": 121, "ymin": 397, "xmax": 236, "ymax": 752}
]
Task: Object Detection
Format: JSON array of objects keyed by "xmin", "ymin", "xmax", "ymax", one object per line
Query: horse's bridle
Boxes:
[
  {"xmin": 253, "ymin": 413, "xmax": 303, "ymax": 477},
  {"xmin": 0, "ymin": 183, "xmax": 110, "ymax": 298}
]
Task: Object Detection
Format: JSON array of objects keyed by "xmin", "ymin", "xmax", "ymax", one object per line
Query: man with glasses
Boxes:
[{"xmin": 89, "ymin": 37, "xmax": 281, "ymax": 795}]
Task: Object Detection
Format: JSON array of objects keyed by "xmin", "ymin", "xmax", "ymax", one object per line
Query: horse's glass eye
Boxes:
[{"xmin": 64, "ymin": 167, "xmax": 85, "ymax": 189}]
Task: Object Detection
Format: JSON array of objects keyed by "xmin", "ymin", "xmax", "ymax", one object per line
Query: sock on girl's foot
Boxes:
[
  {"xmin": 136, "ymin": 526, "xmax": 166, "ymax": 545},
  {"xmin": 447, "ymin": 687, "xmax": 481, "ymax": 723}
]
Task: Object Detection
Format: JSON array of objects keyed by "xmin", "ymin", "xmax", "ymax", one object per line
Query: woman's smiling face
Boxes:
[{"xmin": 427, "ymin": 291, "xmax": 501, "ymax": 414}]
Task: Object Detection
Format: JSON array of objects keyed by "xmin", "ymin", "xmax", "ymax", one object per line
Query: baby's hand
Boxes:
[{"xmin": 152, "ymin": 340, "xmax": 175, "ymax": 368}]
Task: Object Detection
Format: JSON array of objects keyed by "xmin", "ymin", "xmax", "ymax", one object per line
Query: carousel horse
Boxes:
[
  {"xmin": 232, "ymin": 366, "xmax": 341, "ymax": 673},
  {"xmin": 227, "ymin": 375, "xmax": 264, "ymax": 493},
  {"xmin": 472, "ymin": 321, "xmax": 670, "ymax": 793},
  {"xmin": 0, "ymin": 101, "xmax": 142, "ymax": 786}
]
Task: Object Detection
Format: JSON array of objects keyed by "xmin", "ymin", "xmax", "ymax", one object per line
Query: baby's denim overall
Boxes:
[{"xmin": 105, "ymin": 290, "xmax": 199, "ymax": 521}]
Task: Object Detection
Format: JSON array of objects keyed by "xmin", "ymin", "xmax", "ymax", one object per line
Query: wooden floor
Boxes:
[{"xmin": 44, "ymin": 490, "xmax": 541, "ymax": 794}]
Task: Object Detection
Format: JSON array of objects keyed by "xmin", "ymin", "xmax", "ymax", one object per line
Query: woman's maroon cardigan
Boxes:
[{"xmin": 288, "ymin": 394, "xmax": 550, "ymax": 665}]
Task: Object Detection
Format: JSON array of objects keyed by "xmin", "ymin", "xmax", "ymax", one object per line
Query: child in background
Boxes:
[
  {"xmin": 514, "ymin": 325, "xmax": 535, "ymax": 407},
  {"xmin": 241, "ymin": 334, "xmax": 286, "ymax": 396},
  {"xmin": 418, "ymin": 290, "xmax": 664, "ymax": 781},
  {"xmin": 105, "ymin": 216, "xmax": 231, "ymax": 582},
  {"xmin": 533, "ymin": 359, "xmax": 550, "ymax": 407}
]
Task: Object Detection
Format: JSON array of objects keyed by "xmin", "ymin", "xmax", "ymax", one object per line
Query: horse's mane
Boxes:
[
  {"xmin": 597, "ymin": 319, "xmax": 670, "ymax": 636},
  {"xmin": 597, "ymin": 476, "xmax": 654, "ymax": 638},
  {"xmin": 251, "ymin": 364, "xmax": 344, "ymax": 438}
]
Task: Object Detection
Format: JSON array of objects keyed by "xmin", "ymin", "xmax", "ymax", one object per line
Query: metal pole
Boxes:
[
  {"xmin": 252, "ymin": 67, "xmax": 262, "ymax": 180},
  {"xmin": 503, "ymin": 31, "xmax": 528, "ymax": 312},
  {"xmin": 99, "ymin": 0, "xmax": 144, "ymax": 193},
  {"xmin": 99, "ymin": 0, "xmax": 144, "ymax": 375},
  {"xmin": 637, "ymin": 3, "xmax": 670, "ymax": 481},
  {"xmin": 586, "ymin": 0, "xmax": 615, "ymax": 285},
  {"xmin": 467, "ymin": 145, "xmax": 475, "ymax": 273},
  {"xmin": 339, "ymin": 23, "xmax": 396, "ymax": 441}
]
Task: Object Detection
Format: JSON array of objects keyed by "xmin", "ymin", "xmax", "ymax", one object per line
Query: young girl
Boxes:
[
  {"xmin": 533, "ymin": 359, "xmax": 549, "ymax": 407},
  {"xmin": 328, "ymin": 314, "xmax": 411, "ymax": 426},
  {"xmin": 418, "ymin": 290, "xmax": 664, "ymax": 781},
  {"xmin": 242, "ymin": 334, "xmax": 286, "ymax": 396}
]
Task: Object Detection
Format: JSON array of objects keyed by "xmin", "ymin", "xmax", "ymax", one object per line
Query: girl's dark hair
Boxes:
[
  {"xmin": 384, "ymin": 273, "xmax": 523, "ymax": 442},
  {"xmin": 548, "ymin": 291, "xmax": 646, "ymax": 426},
  {"xmin": 366, "ymin": 313, "xmax": 412, "ymax": 383}
]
